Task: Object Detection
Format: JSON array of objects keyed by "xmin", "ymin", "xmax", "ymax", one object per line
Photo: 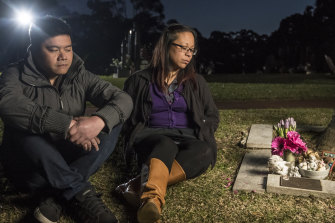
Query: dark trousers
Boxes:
[
  {"xmin": 0, "ymin": 124, "xmax": 122, "ymax": 200},
  {"xmin": 134, "ymin": 134, "xmax": 212, "ymax": 179}
]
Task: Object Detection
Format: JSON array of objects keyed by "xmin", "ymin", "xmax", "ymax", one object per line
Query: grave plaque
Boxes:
[
  {"xmin": 246, "ymin": 124, "xmax": 273, "ymax": 149},
  {"xmin": 280, "ymin": 176, "xmax": 322, "ymax": 191}
]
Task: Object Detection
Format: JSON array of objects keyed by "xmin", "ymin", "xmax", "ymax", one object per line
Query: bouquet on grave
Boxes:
[{"xmin": 271, "ymin": 117, "xmax": 308, "ymax": 158}]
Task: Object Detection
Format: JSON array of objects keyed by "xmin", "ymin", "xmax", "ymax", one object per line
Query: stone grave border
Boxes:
[{"xmin": 232, "ymin": 124, "xmax": 335, "ymax": 198}]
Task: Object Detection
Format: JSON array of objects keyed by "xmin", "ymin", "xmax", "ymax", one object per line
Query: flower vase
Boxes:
[{"xmin": 283, "ymin": 150, "xmax": 295, "ymax": 163}]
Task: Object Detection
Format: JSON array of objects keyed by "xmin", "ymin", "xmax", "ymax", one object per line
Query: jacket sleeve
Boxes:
[
  {"xmin": 197, "ymin": 75, "xmax": 220, "ymax": 168},
  {"xmin": 0, "ymin": 68, "xmax": 72, "ymax": 138},
  {"xmin": 121, "ymin": 74, "xmax": 138, "ymax": 134},
  {"xmin": 123, "ymin": 74, "xmax": 136, "ymax": 100},
  {"xmin": 82, "ymin": 70, "xmax": 133, "ymax": 132},
  {"xmin": 198, "ymin": 75, "xmax": 219, "ymax": 133}
]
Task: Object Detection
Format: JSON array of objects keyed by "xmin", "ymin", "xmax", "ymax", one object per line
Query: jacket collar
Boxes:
[
  {"xmin": 21, "ymin": 50, "xmax": 84, "ymax": 87},
  {"xmin": 136, "ymin": 68, "xmax": 152, "ymax": 82}
]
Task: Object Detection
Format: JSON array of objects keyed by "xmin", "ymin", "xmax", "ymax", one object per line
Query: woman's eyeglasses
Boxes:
[{"xmin": 171, "ymin": 43, "xmax": 197, "ymax": 56}]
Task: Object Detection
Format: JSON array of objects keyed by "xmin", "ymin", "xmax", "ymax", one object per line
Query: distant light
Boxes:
[{"xmin": 16, "ymin": 10, "xmax": 33, "ymax": 26}]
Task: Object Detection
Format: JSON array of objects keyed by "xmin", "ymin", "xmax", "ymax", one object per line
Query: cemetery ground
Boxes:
[{"xmin": 1, "ymin": 73, "xmax": 335, "ymax": 222}]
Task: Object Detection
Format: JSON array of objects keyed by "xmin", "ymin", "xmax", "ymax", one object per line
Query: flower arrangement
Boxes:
[{"xmin": 271, "ymin": 117, "xmax": 308, "ymax": 157}]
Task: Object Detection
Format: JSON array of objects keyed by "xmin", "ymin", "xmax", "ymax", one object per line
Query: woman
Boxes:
[{"xmin": 117, "ymin": 24, "xmax": 219, "ymax": 223}]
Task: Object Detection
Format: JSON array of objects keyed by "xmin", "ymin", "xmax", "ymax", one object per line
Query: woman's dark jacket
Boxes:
[{"xmin": 123, "ymin": 69, "xmax": 220, "ymax": 167}]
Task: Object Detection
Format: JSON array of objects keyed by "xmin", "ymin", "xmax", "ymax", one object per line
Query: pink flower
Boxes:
[
  {"xmin": 285, "ymin": 131, "xmax": 308, "ymax": 154},
  {"xmin": 224, "ymin": 181, "xmax": 232, "ymax": 188},
  {"xmin": 272, "ymin": 119, "xmax": 309, "ymax": 157},
  {"xmin": 271, "ymin": 137, "xmax": 286, "ymax": 156}
]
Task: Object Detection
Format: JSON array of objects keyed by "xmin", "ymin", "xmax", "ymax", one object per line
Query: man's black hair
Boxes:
[{"xmin": 29, "ymin": 15, "xmax": 71, "ymax": 51}]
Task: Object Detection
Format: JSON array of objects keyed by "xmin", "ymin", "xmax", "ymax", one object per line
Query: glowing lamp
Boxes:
[{"xmin": 16, "ymin": 10, "xmax": 33, "ymax": 26}]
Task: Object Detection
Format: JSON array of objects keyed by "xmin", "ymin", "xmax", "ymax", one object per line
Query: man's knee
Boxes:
[
  {"xmin": 12, "ymin": 134, "xmax": 55, "ymax": 156},
  {"xmin": 97, "ymin": 124, "xmax": 123, "ymax": 154}
]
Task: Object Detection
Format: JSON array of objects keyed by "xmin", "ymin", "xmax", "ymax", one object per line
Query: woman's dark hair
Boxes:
[
  {"xmin": 29, "ymin": 15, "xmax": 71, "ymax": 52},
  {"xmin": 149, "ymin": 23, "xmax": 198, "ymax": 92}
]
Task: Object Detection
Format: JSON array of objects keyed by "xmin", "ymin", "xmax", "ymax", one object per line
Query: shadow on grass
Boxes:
[
  {"xmin": 0, "ymin": 139, "xmax": 141, "ymax": 223},
  {"xmin": 0, "ymin": 187, "xmax": 41, "ymax": 223}
]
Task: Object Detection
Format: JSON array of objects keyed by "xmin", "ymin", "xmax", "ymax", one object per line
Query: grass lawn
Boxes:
[
  {"xmin": 101, "ymin": 73, "xmax": 335, "ymax": 101},
  {"xmin": 1, "ymin": 108, "xmax": 334, "ymax": 222},
  {"xmin": 1, "ymin": 73, "xmax": 335, "ymax": 222}
]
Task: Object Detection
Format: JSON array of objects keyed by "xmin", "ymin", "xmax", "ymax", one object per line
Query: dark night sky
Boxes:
[{"xmin": 60, "ymin": 0, "xmax": 315, "ymax": 37}]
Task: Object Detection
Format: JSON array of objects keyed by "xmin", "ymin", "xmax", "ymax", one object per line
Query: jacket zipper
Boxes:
[
  {"xmin": 59, "ymin": 96, "xmax": 64, "ymax": 110},
  {"xmin": 28, "ymin": 82, "xmax": 64, "ymax": 111}
]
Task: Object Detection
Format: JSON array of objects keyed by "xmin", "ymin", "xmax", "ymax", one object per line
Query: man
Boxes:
[{"xmin": 0, "ymin": 16, "xmax": 133, "ymax": 223}]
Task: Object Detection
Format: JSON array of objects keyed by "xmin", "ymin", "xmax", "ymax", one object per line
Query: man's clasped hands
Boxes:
[{"xmin": 68, "ymin": 116, "xmax": 105, "ymax": 151}]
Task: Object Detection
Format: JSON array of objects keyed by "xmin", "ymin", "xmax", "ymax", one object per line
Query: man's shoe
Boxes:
[
  {"xmin": 34, "ymin": 197, "xmax": 62, "ymax": 223},
  {"xmin": 71, "ymin": 186, "xmax": 118, "ymax": 223}
]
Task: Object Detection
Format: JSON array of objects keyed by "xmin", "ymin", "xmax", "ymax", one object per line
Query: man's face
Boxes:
[{"xmin": 35, "ymin": 34, "xmax": 73, "ymax": 79}]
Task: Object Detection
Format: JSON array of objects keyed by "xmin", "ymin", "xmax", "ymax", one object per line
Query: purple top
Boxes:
[{"xmin": 149, "ymin": 82, "xmax": 192, "ymax": 128}]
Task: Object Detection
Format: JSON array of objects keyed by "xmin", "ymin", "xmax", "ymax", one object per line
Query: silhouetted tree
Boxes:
[
  {"xmin": 314, "ymin": 0, "xmax": 335, "ymax": 150},
  {"xmin": 67, "ymin": 0, "xmax": 166, "ymax": 74},
  {"xmin": 199, "ymin": 29, "xmax": 268, "ymax": 73},
  {"xmin": 313, "ymin": 0, "xmax": 335, "ymax": 70},
  {"xmin": 130, "ymin": 0, "xmax": 165, "ymax": 47},
  {"xmin": 65, "ymin": 0, "xmax": 131, "ymax": 74}
]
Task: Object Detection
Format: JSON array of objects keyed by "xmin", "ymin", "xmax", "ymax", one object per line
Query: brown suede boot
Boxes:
[
  {"xmin": 168, "ymin": 160, "xmax": 186, "ymax": 186},
  {"xmin": 137, "ymin": 158, "xmax": 169, "ymax": 223},
  {"xmin": 115, "ymin": 160, "xmax": 186, "ymax": 209}
]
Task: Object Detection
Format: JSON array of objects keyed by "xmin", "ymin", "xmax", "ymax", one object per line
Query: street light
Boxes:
[
  {"xmin": 15, "ymin": 9, "xmax": 33, "ymax": 26},
  {"xmin": 11, "ymin": 9, "xmax": 34, "ymax": 60}
]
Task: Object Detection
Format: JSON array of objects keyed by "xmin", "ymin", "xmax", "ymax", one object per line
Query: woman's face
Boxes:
[{"xmin": 169, "ymin": 31, "xmax": 195, "ymax": 72}]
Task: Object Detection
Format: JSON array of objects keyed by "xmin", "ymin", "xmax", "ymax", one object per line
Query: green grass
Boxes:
[
  {"xmin": 162, "ymin": 108, "xmax": 334, "ymax": 223},
  {"xmin": 205, "ymin": 73, "xmax": 335, "ymax": 84},
  {"xmin": 1, "ymin": 108, "xmax": 334, "ymax": 222},
  {"xmin": 1, "ymin": 73, "xmax": 335, "ymax": 222},
  {"xmin": 100, "ymin": 73, "xmax": 335, "ymax": 101},
  {"xmin": 100, "ymin": 76, "xmax": 127, "ymax": 90},
  {"xmin": 209, "ymin": 83, "xmax": 335, "ymax": 101}
]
